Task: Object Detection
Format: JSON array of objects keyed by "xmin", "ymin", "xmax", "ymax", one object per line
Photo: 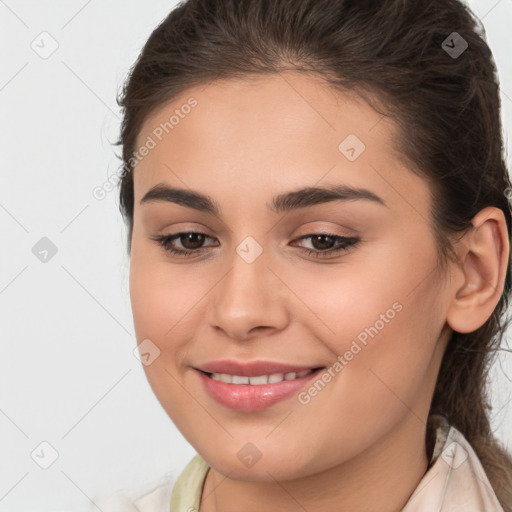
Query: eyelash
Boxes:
[{"xmin": 151, "ymin": 231, "xmax": 360, "ymax": 259}]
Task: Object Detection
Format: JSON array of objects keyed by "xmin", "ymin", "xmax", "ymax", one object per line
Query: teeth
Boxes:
[
  {"xmin": 249, "ymin": 375, "xmax": 269, "ymax": 385},
  {"xmin": 232, "ymin": 375, "xmax": 249, "ymax": 384},
  {"xmin": 219, "ymin": 373, "xmax": 232, "ymax": 383},
  {"xmin": 209, "ymin": 369, "xmax": 314, "ymax": 385}
]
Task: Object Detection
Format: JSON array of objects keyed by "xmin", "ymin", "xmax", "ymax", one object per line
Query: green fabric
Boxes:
[{"xmin": 170, "ymin": 453, "xmax": 210, "ymax": 512}]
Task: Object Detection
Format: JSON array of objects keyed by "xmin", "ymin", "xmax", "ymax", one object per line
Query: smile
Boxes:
[
  {"xmin": 195, "ymin": 366, "xmax": 325, "ymax": 411},
  {"xmin": 206, "ymin": 369, "xmax": 314, "ymax": 384}
]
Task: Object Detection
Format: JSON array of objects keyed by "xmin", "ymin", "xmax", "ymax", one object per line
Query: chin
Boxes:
[{"xmin": 199, "ymin": 444, "xmax": 317, "ymax": 482}]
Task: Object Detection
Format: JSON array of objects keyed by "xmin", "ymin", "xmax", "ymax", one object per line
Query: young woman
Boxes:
[{"xmin": 99, "ymin": 0, "xmax": 512, "ymax": 510}]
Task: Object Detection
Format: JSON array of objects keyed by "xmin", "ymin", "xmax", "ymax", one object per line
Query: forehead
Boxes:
[
  {"xmin": 132, "ymin": 71, "xmax": 428, "ymax": 216},
  {"xmin": 136, "ymin": 71, "xmax": 392, "ymax": 150}
]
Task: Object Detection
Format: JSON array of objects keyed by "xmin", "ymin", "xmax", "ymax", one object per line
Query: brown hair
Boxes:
[{"xmin": 115, "ymin": 0, "xmax": 512, "ymax": 507}]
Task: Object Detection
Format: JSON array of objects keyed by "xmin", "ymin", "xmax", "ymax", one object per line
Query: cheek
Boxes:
[
  {"xmin": 128, "ymin": 256, "xmax": 201, "ymax": 428},
  {"xmin": 282, "ymin": 245, "xmax": 432, "ymax": 352},
  {"xmin": 293, "ymin": 240, "xmax": 444, "ymax": 405},
  {"xmin": 331, "ymin": 281, "xmax": 444, "ymax": 426},
  {"xmin": 129, "ymin": 251, "xmax": 211, "ymax": 343},
  {"xmin": 128, "ymin": 253, "xmax": 217, "ymax": 421}
]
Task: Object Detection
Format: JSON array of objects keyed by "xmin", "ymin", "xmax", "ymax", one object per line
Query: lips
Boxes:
[{"xmin": 193, "ymin": 359, "xmax": 326, "ymax": 411}]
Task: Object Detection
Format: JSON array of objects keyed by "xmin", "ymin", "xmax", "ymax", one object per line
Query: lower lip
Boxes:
[{"xmin": 195, "ymin": 368, "xmax": 324, "ymax": 411}]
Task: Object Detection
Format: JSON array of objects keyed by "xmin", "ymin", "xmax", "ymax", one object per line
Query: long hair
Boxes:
[{"xmin": 115, "ymin": 0, "xmax": 512, "ymax": 507}]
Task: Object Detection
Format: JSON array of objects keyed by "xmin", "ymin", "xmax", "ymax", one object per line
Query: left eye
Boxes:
[
  {"xmin": 151, "ymin": 231, "xmax": 360, "ymax": 258},
  {"xmin": 291, "ymin": 233, "xmax": 360, "ymax": 257}
]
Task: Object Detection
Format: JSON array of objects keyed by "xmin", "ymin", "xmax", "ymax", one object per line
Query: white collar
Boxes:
[{"xmin": 402, "ymin": 416, "xmax": 503, "ymax": 511}]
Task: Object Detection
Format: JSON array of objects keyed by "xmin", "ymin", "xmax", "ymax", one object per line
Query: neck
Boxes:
[{"xmin": 199, "ymin": 413, "xmax": 430, "ymax": 512}]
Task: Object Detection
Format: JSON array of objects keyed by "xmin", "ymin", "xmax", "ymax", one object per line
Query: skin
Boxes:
[{"xmin": 128, "ymin": 71, "xmax": 509, "ymax": 512}]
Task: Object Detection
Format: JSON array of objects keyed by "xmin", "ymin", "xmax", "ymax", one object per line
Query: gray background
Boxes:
[{"xmin": 1, "ymin": 1, "xmax": 511, "ymax": 510}]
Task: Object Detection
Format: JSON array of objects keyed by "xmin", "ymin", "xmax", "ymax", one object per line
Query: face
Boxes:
[{"xmin": 129, "ymin": 72, "xmax": 453, "ymax": 481}]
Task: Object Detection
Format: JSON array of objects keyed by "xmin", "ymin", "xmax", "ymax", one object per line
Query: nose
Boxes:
[{"xmin": 207, "ymin": 247, "xmax": 290, "ymax": 342}]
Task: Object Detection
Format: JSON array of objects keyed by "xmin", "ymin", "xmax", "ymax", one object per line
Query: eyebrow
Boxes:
[{"xmin": 140, "ymin": 183, "xmax": 387, "ymax": 214}]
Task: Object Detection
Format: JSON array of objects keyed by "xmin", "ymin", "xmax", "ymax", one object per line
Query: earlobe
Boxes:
[{"xmin": 446, "ymin": 207, "xmax": 510, "ymax": 334}]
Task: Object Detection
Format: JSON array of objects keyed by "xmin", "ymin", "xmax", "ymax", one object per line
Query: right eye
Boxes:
[{"xmin": 151, "ymin": 231, "xmax": 218, "ymax": 257}]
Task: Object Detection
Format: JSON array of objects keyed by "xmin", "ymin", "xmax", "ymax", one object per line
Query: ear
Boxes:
[{"xmin": 446, "ymin": 207, "xmax": 510, "ymax": 334}]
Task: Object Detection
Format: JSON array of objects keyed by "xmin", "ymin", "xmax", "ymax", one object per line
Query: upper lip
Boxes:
[{"xmin": 194, "ymin": 359, "xmax": 324, "ymax": 377}]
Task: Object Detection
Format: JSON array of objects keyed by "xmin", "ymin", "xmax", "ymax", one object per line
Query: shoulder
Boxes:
[
  {"xmin": 45, "ymin": 455, "xmax": 208, "ymax": 512},
  {"xmin": 45, "ymin": 471, "xmax": 178, "ymax": 512},
  {"xmin": 94, "ymin": 454, "xmax": 209, "ymax": 512}
]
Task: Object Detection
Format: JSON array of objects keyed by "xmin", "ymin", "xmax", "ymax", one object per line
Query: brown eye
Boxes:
[
  {"xmin": 151, "ymin": 231, "xmax": 217, "ymax": 257},
  {"xmin": 179, "ymin": 232, "xmax": 207, "ymax": 249},
  {"xmin": 292, "ymin": 233, "xmax": 360, "ymax": 258},
  {"xmin": 309, "ymin": 234, "xmax": 336, "ymax": 250}
]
